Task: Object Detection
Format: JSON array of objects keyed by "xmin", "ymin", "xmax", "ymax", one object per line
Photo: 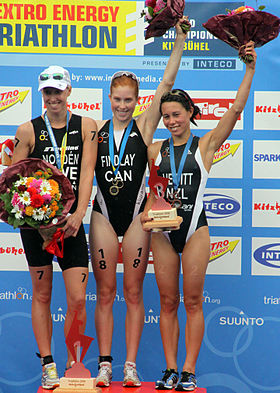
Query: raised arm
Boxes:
[
  {"xmin": 140, "ymin": 141, "xmax": 162, "ymax": 229},
  {"xmin": 63, "ymin": 117, "xmax": 98, "ymax": 238},
  {"xmin": 12, "ymin": 122, "xmax": 34, "ymax": 164},
  {"xmin": 138, "ymin": 19, "xmax": 188, "ymax": 145},
  {"xmin": 201, "ymin": 41, "xmax": 256, "ymax": 170}
]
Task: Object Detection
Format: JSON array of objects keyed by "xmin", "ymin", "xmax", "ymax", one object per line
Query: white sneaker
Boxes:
[
  {"xmin": 123, "ymin": 361, "xmax": 141, "ymax": 387},
  {"xmin": 41, "ymin": 362, "xmax": 60, "ymax": 389},
  {"xmin": 96, "ymin": 361, "xmax": 112, "ymax": 387}
]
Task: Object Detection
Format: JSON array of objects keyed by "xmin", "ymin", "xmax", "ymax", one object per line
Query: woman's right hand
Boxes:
[{"xmin": 141, "ymin": 212, "xmax": 153, "ymax": 232}]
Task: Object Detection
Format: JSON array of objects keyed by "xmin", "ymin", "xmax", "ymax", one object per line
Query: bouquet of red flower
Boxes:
[
  {"xmin": 203, "ymin": 5, "xmax": 280, "ymax": 62},
  {"xmin": 0, "ymin": 158, "xmax": 75, "ymax": 257},
  {"xmin": 141, "ymin": 0, "xmax": 191, "ymax": 39}
]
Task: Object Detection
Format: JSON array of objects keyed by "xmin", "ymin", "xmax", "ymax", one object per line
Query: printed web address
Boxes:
[{"xmin": 71, "ymin": 73, "xmax": 162, "ymax": 84}]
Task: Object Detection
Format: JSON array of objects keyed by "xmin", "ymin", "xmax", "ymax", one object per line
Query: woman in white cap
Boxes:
[
  {"xmin": 12, "ymin": 65, "xmax": 98, "ymax": 389},
  {"xmin": 89, "ymin": 20, "xmax": 188, "ymax": 387}
]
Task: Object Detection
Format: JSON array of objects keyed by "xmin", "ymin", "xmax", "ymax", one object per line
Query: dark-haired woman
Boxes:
[
  {"xmin": 89, "ymin": 21, "xmax": 188, "ymax": 387},
  {"xmin": 142, "ymin": 42, "xmax": 256, "ymax": 391}
]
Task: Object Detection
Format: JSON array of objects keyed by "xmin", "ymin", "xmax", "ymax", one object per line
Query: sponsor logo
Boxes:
[
  {"xmin": 203, "ymin": 290, "xmax": 221, "ymax": 305},
  {"xmin": 255, "ymin": 104, "xmax": 280, "ymax": 116},
  {"xmin": 253, "ymin": 141, "xmax": 280, "ymax": 179},
  {"xmin": 264, "ymin": 295, "xmax": 280, "ymax": 305},
  {"xmin": 86, "ymin": 292, "xmax": 97, "ymax": 302},
  {"xmin": 204, "ymin": 193, "xmax": 240, "ymax": 219},
  {"xmin": 254, "ymin": 153, "xmax": 280, "ymax": 162},
  {"xmin": 115, "ymin": 292, "xmax": 125, "ymax": 302},
  {"xmin": 52, "ymin": 307, "xmax": 66, "ymax": 323},
  {"xmin": 253, "ymin": 243, "xmax": 280, "ymax": 268},
  {"xmin": 0, "ymin": 246, "xmax": 25, "ymax": 255},
  {"xmin": 43, "ymin": 102, "xmax": 102, "ymax": 112},
  {"xmin": 144, "ymin": 309, "xmax": 160, "ymax": 324},
  {"xmin": 133, "ymin": 93, "xmax": 154, "ymax": 117},
  {"xmin": 254, "ymin": 91, "xmax": 280, "ymax": 130},
  {"xmin": 210, "ymin": 239, "xmax": 239, "ymax": 262},
  {"xmin": 254, "ymin": 202, "xmax": 280, "ymax": 215},
  {"xmin": 194, "ymin": 98, "xmax": 239, "ymax": 121},
  {"xmin": 213, "ymin": 142, "xmax": 240, "ymax": 164},
  {"xmin": 66, "ymin": 101, "xmax": 101, "ymax": 112},
  {"xmin": 194, "ymin": 59, "xmax": 236, "ymax": 69},
  {"xmin": 219, "ymin": 311, "xmax": 264, "ymax": 326},
  {"xmin": 0, "ymin": 287, "xmax": 31, "ymax": 300},
  {"xmin": 0, "ymin": 89, "xmax": 29, "ymax": 111}
]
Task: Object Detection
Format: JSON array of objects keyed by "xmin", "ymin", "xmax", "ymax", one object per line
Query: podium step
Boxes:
[{"xmin": 38, "ymin": 381, "xmax": 207, "ymax": 392}]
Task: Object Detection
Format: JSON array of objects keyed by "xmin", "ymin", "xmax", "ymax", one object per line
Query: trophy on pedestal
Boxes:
[
  {"xmin": 143, "ymin": 160, "xmax": 183, "ymax": 232},
  {"xmin": 55, "ymin": 312, "xmax": 100, "ymax": 393}
]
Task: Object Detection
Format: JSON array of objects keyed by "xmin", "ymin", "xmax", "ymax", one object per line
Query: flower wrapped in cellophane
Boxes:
[
  {"xmin": 0, "ymin": 158, "xmax": 75, "ymax": 256},
  {"xmin": 141, "ymin": 0, "xmax": 191, "ymax": 39},
  {"xmin": 203, "ymin": 5, "xmax": 280, "ymax": 62}
]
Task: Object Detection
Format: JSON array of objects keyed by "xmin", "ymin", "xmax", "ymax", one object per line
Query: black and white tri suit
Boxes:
[
  {"xmin": 20, "ymin": 114, "xmax": 89, "ymax": 270},
  {"xmin": 156, "ymin": 135, "xmax": 208, "ymax": 253},
  {"xmin": 93, "ymin": 119, "xmax": 147, "ymax": 236}
]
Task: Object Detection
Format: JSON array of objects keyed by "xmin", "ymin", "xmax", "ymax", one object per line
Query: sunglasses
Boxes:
[
  {"xmin": 111, "ymin": 71, "xmax": 139, "ymax": 86},
  {"xmin": 39, "ymin": 73, "xmax": 64, "ymax": 81}
]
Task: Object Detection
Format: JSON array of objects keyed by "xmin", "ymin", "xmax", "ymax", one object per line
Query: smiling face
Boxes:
[
  {"xmin": 109, "ymin": 84, "xmax": 138, "ymax": 125},
  {"xmin": 42, "ymin": 86, "xmax": 71, "ymax": 114},
  {"xmin": 161, "ymin": 101, "xmax": 193, "ymax": 138}
]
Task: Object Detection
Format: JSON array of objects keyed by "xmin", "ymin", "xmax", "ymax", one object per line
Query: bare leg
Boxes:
[
  {"xmin": 29, "ymin": 265, "xmax": 53, "ymax": 357},
  {"xmin": 152, "ymin": 233, "xmax": 180, "ymax": 370},
  {"xmin": 181, "ymin": 226, "xmax": 210, "ymax": 374},
  {"xmin": 63, "ymin": 266, "xmax": 89, "ymax": 367},
  {"xmin": 122, "ymin": 215, "xmax": 151, "ymax": 363},
  {"xmin": 89, "ymin": 211, "xmax": 119, "ymax": 356}
]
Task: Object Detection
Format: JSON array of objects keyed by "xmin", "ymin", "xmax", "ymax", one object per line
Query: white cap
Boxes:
[{"xmin": 38, "ymin": 65, "xmax": 71, "ymax": 92}]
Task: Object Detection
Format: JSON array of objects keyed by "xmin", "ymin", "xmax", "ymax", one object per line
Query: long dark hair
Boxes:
[{"xmin": 160, "ymin": 89, "xmax": 201, "ymax": 126}]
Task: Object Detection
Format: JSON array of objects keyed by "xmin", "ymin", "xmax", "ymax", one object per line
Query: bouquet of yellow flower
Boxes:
[
  {"xmin": 141, "ymin": 0, "xmax": 191, "ymax": 39},
  {"xmin": 203, "ymin": 4, "xmax": 280, "ymax": 62},
  {"xmin": 0, "ymin": 158, "xmax": 75, "ymax": 256}
]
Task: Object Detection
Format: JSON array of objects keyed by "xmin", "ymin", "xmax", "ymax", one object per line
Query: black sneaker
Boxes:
[
  {"xmin": 155, "ymin": 369, "xmax": 179, "ymax": 390},
  {"xmin": 175, "ymin": 371, "xmax": 197, "ymax": 391}
]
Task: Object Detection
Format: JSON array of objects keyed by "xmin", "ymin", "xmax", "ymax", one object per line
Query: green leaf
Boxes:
[
  {"xmin": 181, "ymin": 23, "xmax": 191, "ymax": 34},
  {"xmin": 0, "ymin": 193, "xmax": 10, "ymax": 205},
  {"xmin": 225, "ymin": 8, "xmax": 232, "ymax": 14},
  {"xmin": 147, "ymin": 6, "xmax": 154, "ymax": 17},
  {"xmin": 12, "ymin": 217, "xmax": 25, "ymax": 229},
  {"xmin": 25, "ymin": 216, "xmax": 39, "ymax": 229},
  {"xmin": 8, "ymin": 216, "xmax": 15, "ymax": 227},
  {"xmin": 258, "ymin": 5, "xmax": 266, "ymax": 10}
]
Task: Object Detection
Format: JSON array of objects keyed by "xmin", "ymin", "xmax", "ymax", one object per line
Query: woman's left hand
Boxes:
[
  {"xmin": 244, "ymin": 40, "xmax": 257, "ymax": 69},
  {"xmin": 63, "ymin": 211, "xmax": 83, "ymax": 238},
  {"xmin": 176, "ymin": 16, "xmax": 191, "ymax": 37}
]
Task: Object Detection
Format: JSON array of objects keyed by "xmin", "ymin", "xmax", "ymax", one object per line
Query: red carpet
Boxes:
[{"xmin": 38, "ymin": 381, "xmax": 206, "ymax": 392}]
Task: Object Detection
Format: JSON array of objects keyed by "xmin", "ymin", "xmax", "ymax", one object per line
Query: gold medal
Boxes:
[
  {"xmin": 109, "ymin": 179, "xmax": 124, "ymax": 196},
  {"xmin": 109, "ymin": 185, "xmax": 119, "ymax": 195}
]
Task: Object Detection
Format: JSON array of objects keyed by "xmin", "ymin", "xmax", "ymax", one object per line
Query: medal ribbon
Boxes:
[
  {"xmin": 169, "ymin": 134, "xmax": 193, "ymax": 191},
  {"xmin": 109, "ymin": 119, "xmax": 133, "ymax": 176},
  {"xmin": 44, "ymin": 110, "xmax": 70, "ymax": 171}
]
